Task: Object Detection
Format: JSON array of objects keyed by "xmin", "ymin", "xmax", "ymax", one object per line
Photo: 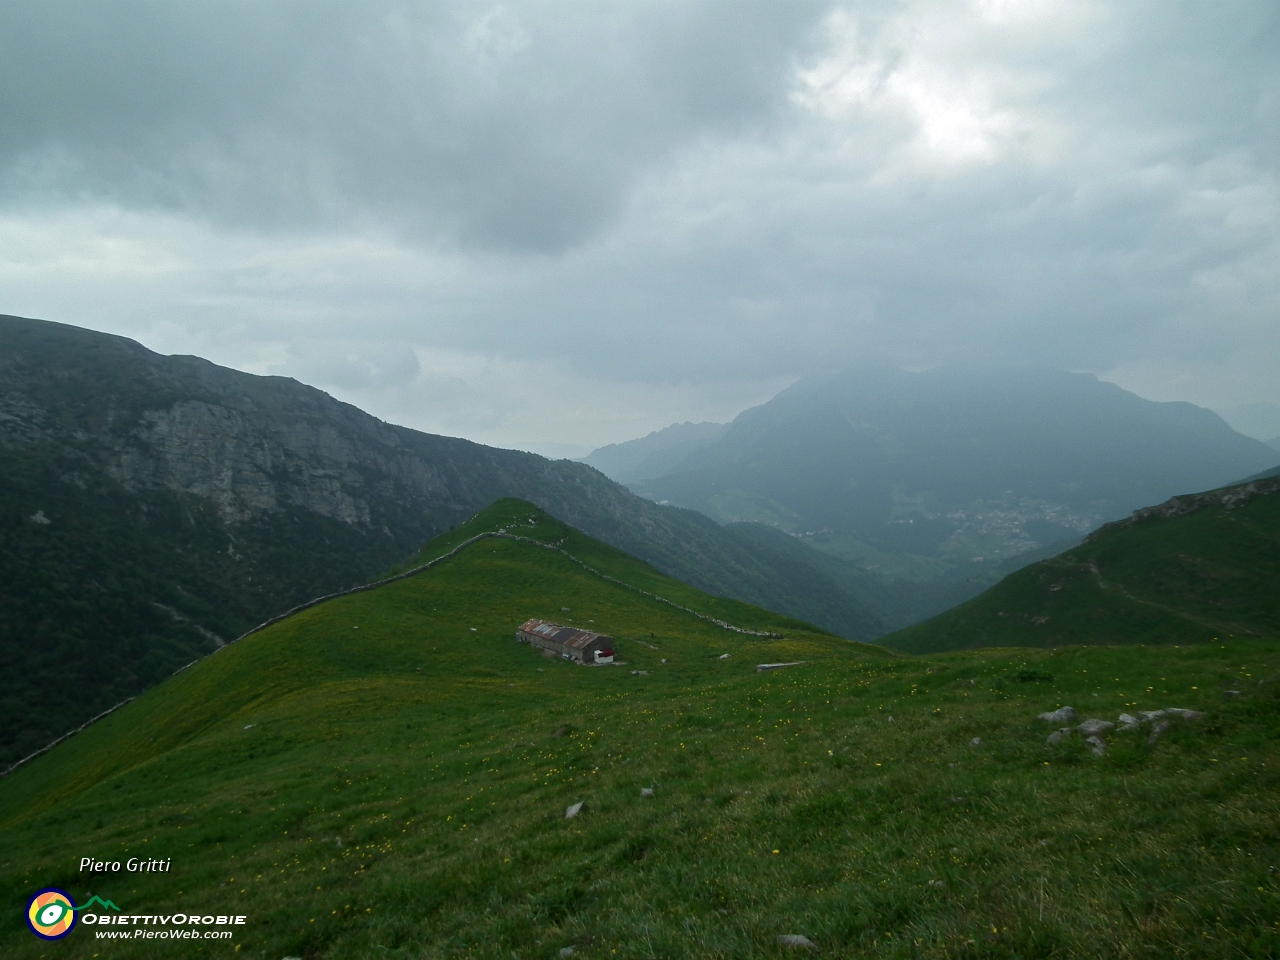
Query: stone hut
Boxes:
[{"xmin": 516, "ymin": 619, "xmax": 615, "ymax": 664}]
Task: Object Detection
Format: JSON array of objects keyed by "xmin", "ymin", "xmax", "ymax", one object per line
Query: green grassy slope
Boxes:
[
  {"xmin": 397, "ymin": 500, "xmax": 836, "ymax": 639},
  {"xmin": 2, "ymin": 501, "xmax": 1279, "ymax": 958},
  {"xmin": 0, "ymin": 314, "xmax": 887, "ymax": 767},
  {"xmin": 883, "ymin": 480, "xmax": 1280, "ymax": 655}
]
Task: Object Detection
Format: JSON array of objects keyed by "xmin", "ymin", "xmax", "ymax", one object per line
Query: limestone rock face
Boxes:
[{"xmin": 108, "ymin": 398, "xmax": 393, "ymax": 526}]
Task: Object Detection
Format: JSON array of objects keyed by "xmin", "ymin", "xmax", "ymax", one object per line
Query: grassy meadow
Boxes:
[{"xmin": 1, "ymin": 501, "xmax": 1278, "ymax": 958}]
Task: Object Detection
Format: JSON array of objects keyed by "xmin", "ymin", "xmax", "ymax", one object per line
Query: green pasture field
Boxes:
[{"xmin": 1, "ymin": 501, "xmax": 1278, "ymax": 958}]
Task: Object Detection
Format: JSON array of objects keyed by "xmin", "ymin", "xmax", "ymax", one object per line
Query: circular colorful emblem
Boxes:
[{"xmin": 27, "ymin": 888, "xmax": 77, "ymax": 940}]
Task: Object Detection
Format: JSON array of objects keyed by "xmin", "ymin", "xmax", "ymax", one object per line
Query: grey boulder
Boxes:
[
  {"xmin": 1078, "ymin": 719, "xmax": 1116, "ymax": 736},
  {"xmin": 1038, "ymin": 706, "xmax": 1075, "ymax": 723},
  {"xmin": 1148, "ymin": 720, "xmax": 1171, "ymax": 744}
]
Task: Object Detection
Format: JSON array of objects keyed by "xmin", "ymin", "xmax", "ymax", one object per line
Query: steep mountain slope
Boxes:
[
  {"xmin": 580, "ymin": 420, "xmax": 727, "ymax": 484},
  {"xmin": 883, "ymin": 475, "xmax": 1280, "ymax": 654},
  {"xmin": 3, "ymin": 500, "xmax": 1278, "ymax": 958},
  {"xmin": 0, "ymin": 316, "xmax": 883, "ymax": 767}
]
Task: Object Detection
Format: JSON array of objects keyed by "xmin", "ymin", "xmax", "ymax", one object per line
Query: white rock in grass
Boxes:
[
  {"xmin": 777, "ymin": 934, "xmax": 818, "ymax": 951},
  {"xmin": 1085, "ymin": 735, "xmax": 1107, "ymax": 757},
  {"xmin": 1078, "ymin": 719, "xmax": 1115, "ymax": 735},
  {"xmin": 718, "ymin": 653, "xmax": 731, "ymax": 660},
  {"xmin": 1046, "ymin": 727, "xmax": 1073, "ymax": 744},
  {"xmin": 1148, "ymin": 720, "xmax": 1170, "ymax": 745},
  {"xmin": 565, "ymin": 802, "xmax": 583, "ymax": 819},
  {"xmin": 969, "ymin": 737, "xmax": 982, "ymax": 747},
  {"xmin": 559, "ymin": 948, "xmax": 575, "ymax": 959},
  {"xmin": 1117, "ymin": 713, "xmax": 1140, "ymax": 728},
  {"xmin": 1164, "ymin": 708, "xmax": 1204, "ymax": 720},
  {"xmin": 1038, "ymin": 706, "xmax": 1075, "ymax": 723},
  {"xmin": 640, "ymin": 787, "xmax": 654, "ymax": 797},
  {"xmin": 1139, "ymin": 710, "xmax": 1167, "ymax": 721}
]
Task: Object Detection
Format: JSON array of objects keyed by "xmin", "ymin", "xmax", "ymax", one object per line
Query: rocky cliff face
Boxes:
[
  {"xmin": 0, "ymin": 316, "xmax": 635, "ymax": 546},
  {"xmin": 107, "ymin": 397, "xmax": 426, "ymax": 527}
]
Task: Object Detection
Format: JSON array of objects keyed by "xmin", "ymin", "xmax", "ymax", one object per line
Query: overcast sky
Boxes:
[{"xmin": 2, "ymin": 0, "xmax": 1277, "ymax": 455}]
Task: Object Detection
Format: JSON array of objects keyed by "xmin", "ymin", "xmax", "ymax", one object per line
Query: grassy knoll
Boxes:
[
  {"xmin": 883, "ymin": 482, "xmax": 1280, "ymax": 655},
  {"xmin": 2, "ymin": 501, "xmax": 1278, "ymax": 958}
]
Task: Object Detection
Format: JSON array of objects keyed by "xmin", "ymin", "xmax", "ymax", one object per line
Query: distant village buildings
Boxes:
[{"xmin": 516, "ymin": 619, "xmax": 615, "ymax": 664}]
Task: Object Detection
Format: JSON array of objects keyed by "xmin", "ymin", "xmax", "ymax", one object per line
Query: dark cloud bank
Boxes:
[{"xmin": 0, "ymin": 1, "xmax": 1276, "ymax": 449}]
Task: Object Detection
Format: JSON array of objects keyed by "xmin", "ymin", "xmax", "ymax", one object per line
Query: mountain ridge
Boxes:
[
  {"xmin": 0, "ymin": 315, "xmax": 882, "ymax": 765},
  {"xmin": 637, "ymin": 365, "xmax": 1276, "ymax": 536}
]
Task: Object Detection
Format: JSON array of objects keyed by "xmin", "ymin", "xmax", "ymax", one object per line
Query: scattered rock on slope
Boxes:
[
  {"xmin": 1038, "ymin": 706, "xmax": 1075, "ymax": 723},
  {"xmin": 1078, "ymin": 719, "xmax": 1116, "ymax": 735}
]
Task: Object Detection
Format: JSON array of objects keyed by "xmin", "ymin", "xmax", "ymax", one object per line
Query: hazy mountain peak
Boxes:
[
  {"xmin": 581, "ymin": 420, "xmax": 729, "ymax": 485},
  {"xmin": 634, "ymin": 364, "xmax": 1277, "ymax": 563}
]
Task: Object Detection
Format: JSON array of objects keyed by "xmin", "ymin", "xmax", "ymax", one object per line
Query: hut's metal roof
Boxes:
[{"xmin": 519, "ymin": 618, "xmax": 613, "ymax": 651}]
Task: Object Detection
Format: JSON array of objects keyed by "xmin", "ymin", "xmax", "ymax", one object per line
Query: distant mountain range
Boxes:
[
  {"xmin": 582, "ymin": 421, "xmax": 729, "ymax": 485},
  {"xmin": 0, "ymin": 315, "xmax": 883, "ymax": 766},
  {"xmin": 583, "ymin": 366, "xmax": 1277, "ymax": 619},
  {"xmin": 631, "ymin": 365, "xmax": 1277, "ymax": 540}
]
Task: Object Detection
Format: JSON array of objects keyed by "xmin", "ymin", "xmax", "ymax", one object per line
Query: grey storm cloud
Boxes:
[
  {"xmin": 0, "ymin": 0, "xmax": 1277, "ymax": 451},
  {"xmin": 0, "ymin": 0, "xmax": 825, "ymax": 250}
]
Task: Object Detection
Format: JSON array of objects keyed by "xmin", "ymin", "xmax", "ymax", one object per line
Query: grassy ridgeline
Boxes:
[
  {"xmin": 1, "ymin": 501, "xmax": 1278, "ymax": 958},
  {"xmin": 882, "ymin": 482, "xmax": 1280, "ymax": 655}
]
